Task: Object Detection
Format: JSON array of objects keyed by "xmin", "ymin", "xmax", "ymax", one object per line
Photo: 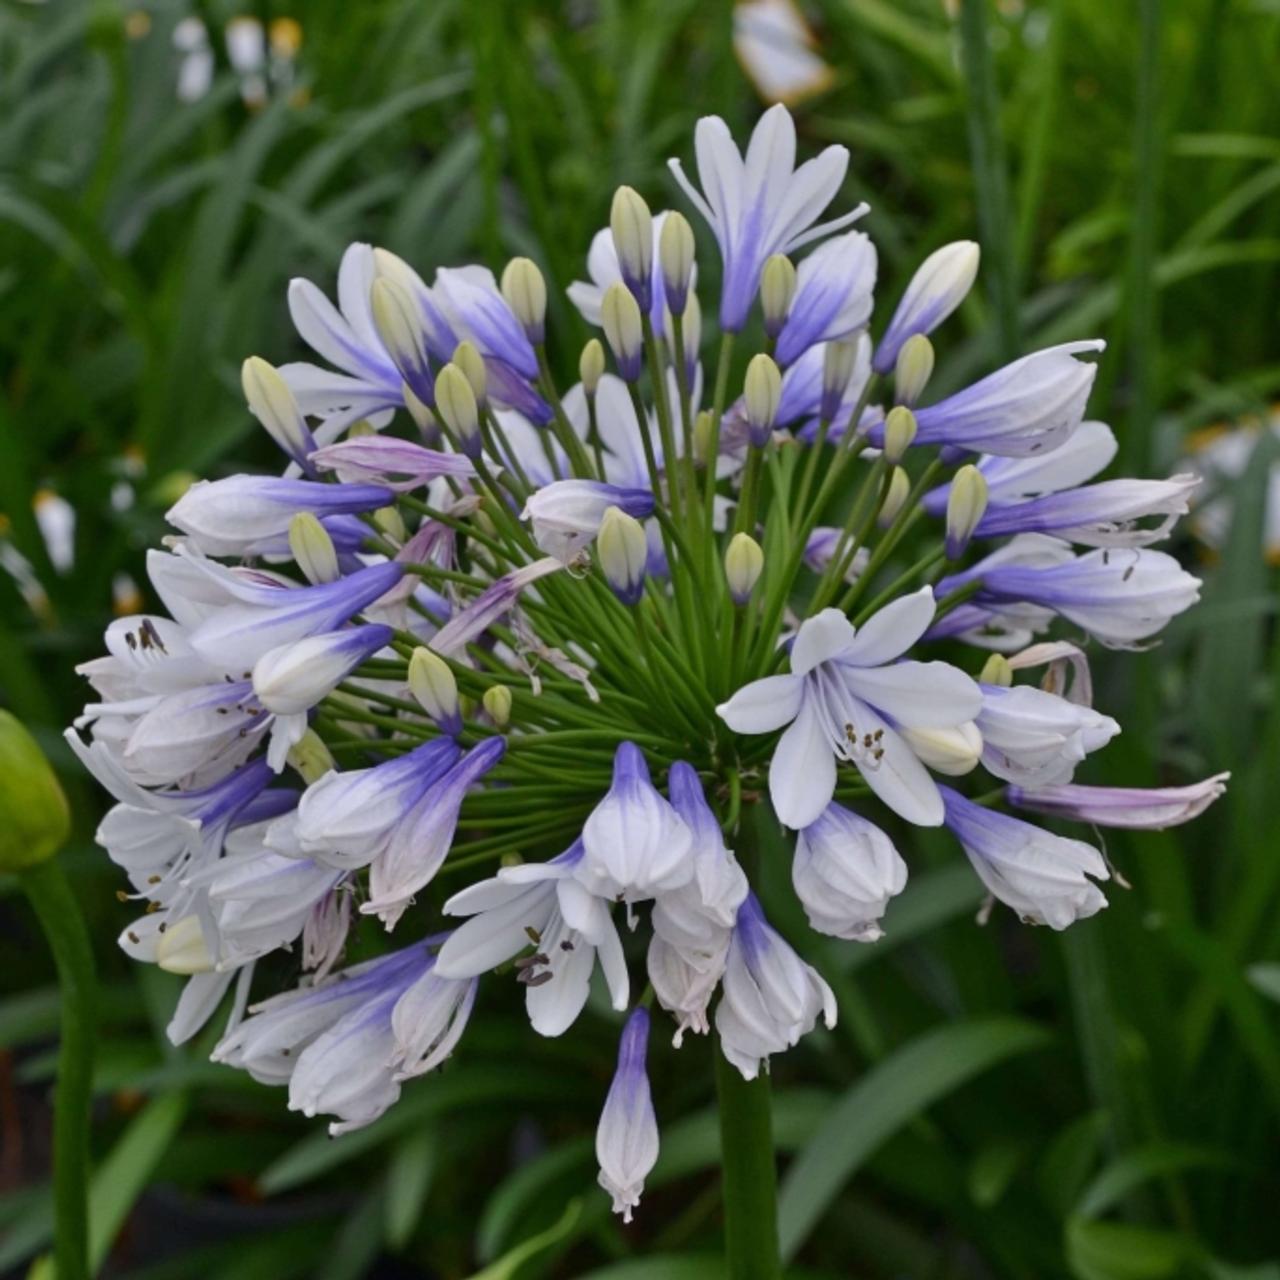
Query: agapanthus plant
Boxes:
[{"xmin": 69, "ymin": 104, "xmax": 1226, "ymax": 1275}]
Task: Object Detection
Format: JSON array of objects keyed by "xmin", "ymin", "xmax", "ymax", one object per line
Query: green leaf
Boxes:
[
  {"xmin": 88, "ymin": 1091, "xmax": 189, "ymax": 1270},
  {"xmin": 1065, "ymin": 1219, "xmax": 1192, "ymax": 1280},
  {"xmin": 465, "ymin": 1200, "xmax": 583, "ymax": 1280},
  {"xmin": 1074, "ymin": 1143, "xmax": 1234, "ymax": 1220},
  {"xmin": 778, "ymin": 1017, "xmax": 1052, "ymax": 1259},
  {"xmin": 383, "ymin": 1129, "xmax": 436, "ymax": 1252}
]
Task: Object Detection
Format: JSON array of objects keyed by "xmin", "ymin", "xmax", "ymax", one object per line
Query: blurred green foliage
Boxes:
[{"xmin": 1, "ymin": 0, "xmax": 1278, "ymax": 1276}]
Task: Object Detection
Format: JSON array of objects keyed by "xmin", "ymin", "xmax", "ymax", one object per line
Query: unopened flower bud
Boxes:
[
  {"xmin": 692, "ymin": 410, "xmax": 715, "ymax": 467},
  {"xmin": 580, "ymin": 338, "xmax": 606, "ymax": 395},
  {"xmin": 403, "ymin": 383, "xmax": 437, "ymax": 440},
  {"xmin": 501, "ymin": 257, "xmax": 547, "ymax": 344},
  {"xmin": 882, "ymin": 405, "xmax": 917, "ymax": 465},
  {"xmin": 659, "ymin": 211, "xmax": 695, "ymax": 315},
  {"xmin": 370, "ymin": 277, "xmax": 434, "ymax": 405},
  {"xmin": 156, "ymin": 915, "xmax": 214, "ymax": 975},
  {"xmin": 979, "ymin": 653, "xmax": 1013, "ymax": 687},
  {"xmin": 820, "ymin": 338, "xmax": 859, "ymax": 421},
  {"xmin": 760, "ymin": 254, "xmax": 797, "ymax": 338},
  {"xmin": 287, "ymin": 728, "xmax": 336, "ymax": 784},
  {"xmin": 434, "ymin": 363, "xmax": 482, "ymax": 458},
  {"xmin": 724, "ymin": 533, "xmax": 764, "ymax": 604},
  {"xmin": 610, "ymin": 186, "xmax": 654, "ymax": 310},
  {"xmin": 602, "ymin": 283, "xmax": 644, "ymax": 382},
  {"xmin": 409, "ymin": 646, "xmax": 462, "ymax": 735},
  {"xmin": 744, "ymin": 355, "xmax": 782, "ymax": 448},
  {"xmin": 242, "ymin": 356, "xmax": 315, "ymax": 468},
  {"xmin": 894, "ymin": 334, "xmax": 935, "ymax": 407},
  {"xmin": 373, "ymin": 505, "xmax": 407, "ymax": 543},
  {"xmin": 289, "ymin": 512, "xmax": 339, "ymax": 584},
  {"xmin": 946, "ymin": 464, "xmax": 988, "ymax": 560},
  {"xmin": 597, "ymin": 506, "xmax": 648, "ymax": 605},
  {"xmin": 452, "ymin": 340, "xmax": 488, "ymax": 409},
  {"xmin": 482, "ymin": 685, "xmax": 512, "ymax": 728},
  {"xmin": 901, "ymin": 723, "xmax": 983, "ymax": 776},
  {"xmin": 877, "ymin": 466, "xmax": 911, "ymax": 528},
  {"xmin": 681, "ymin": 290, "xmax": 702, "ymax": 372},
  {"xmin": 0, "ymin": 711, "xmax": 69, "ymax": 871},
  {"xmin": 874, "ymin": 240, "xmax": 981, "ymax": 374}
]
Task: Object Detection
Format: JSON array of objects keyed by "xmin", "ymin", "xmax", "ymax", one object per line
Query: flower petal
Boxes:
[
  {"xmin": 717, "ymin": 674, "xmax": 804, "ymax": 734},
  {"xmin": 769, "ymin": 695, "xmax": 836, "ymax": 829}
]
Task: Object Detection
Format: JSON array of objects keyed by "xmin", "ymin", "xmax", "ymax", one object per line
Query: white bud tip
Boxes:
[
  {"xmin": 882, "ymin": 406, "xmax": 918, "ymax": 464},
  {"xmin": 724, "ymin": 533, "xmax": 764, "ymax": 604},
  {"xmin": 500, "ymin": 257, "xmax": 547, "ymax": 341}
]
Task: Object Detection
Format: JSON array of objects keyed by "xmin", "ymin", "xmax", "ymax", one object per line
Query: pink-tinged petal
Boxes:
[
  {"xmin": 769, "ymin": 696, "xmax": 836, "ymax": 829},
  {"xmin": 790, "ymin": 608, "xmax": 855, "ymax": 675},
  {"xmin": 717, "ymin": 674, "xmax": 804, "ymax": 734},
  {"xmin": 841, "ymin": 660, "xmax": 982, "ymax": 729},
  {"xmin": 842, "ymin": 587, "xmax": 937, "ymax": 668}
]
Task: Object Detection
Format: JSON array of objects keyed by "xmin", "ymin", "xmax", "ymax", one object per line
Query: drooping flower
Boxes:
[
  {"xmin": 792, "ymin": 802, "xmax": 907, "ymax": 941},
  {"xmin": 940, "ymin": 786, "xmax": 1109, "ymax": 930},
  {"xmin": 523, "ymin": 481, "xmax": 657, "ymax": 564},
  {"xmin": 577, "ymin": 743, "xmax": 694, "ymax": 902},
  {"xmin": 716, "ymin": 893, "xmax": 836, "ymax": 1080},
  {"xmin": 596, "ymin": 1009, "xmax": 660, "ymax": 1223}
]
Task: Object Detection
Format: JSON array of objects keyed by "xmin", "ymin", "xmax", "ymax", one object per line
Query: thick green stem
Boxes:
[
  {"xmin": 715, "ymin": 1047, "xmax": 782, "ymax": 1280},
  {"xmin": 21, "ymin": 859, "xmax": 95, "ymax": 1280}
]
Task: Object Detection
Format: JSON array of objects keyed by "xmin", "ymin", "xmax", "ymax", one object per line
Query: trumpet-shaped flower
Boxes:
[
  {"xmin": 975, "ymin": 682, "xmax": 1119, "ymax": 787},
  {"xmin": 793, "ymin": 803, "xmax": 907, "ymax": 941},
  {"xmin": 715, "ymin": 893, "xmax": 836, "ymax": 1080},
  {"xmin": 166, "ymin": 476, "xmax": 393, "ymax": 558},
  {"xmin": 935, "ymin": 544, "xmax": 1202, "ymax": 649},
  {"xmin": 717, "ymin": 588, "xmax": 982, "ymax": 828},
  {"xmin": 578, "ymin": 742, "xmax": 694, "ymax": 902},
  {"xmin": 941, "ymin": 786, "xmax": 1108, "ymax": 929},
  {"xmin": 436, "ymin": 842, "xmax": 629, "ymax": 1037},
  {"xmin": 669, "ymin": 105, "xmax": 867, "ymax": 331},
  {"xmin": 873, "ymin": 341, "xmax": 1104, "ymax": 457}
]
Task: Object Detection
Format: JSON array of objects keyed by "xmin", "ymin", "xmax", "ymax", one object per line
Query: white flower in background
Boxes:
[{"xmin": 733, "ymin": 0, "xmax": 834, "ymax": 107}]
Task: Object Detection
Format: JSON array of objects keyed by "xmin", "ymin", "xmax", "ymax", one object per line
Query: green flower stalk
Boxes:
[{"xmin": 0, "ymin": 712, "xmax": 93, "ymax": 1280}]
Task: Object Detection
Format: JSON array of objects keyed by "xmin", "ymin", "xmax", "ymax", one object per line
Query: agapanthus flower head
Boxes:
[{"xmin": 69, "ymin": 103, "xmax": 1222, "ymax": 1226}]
